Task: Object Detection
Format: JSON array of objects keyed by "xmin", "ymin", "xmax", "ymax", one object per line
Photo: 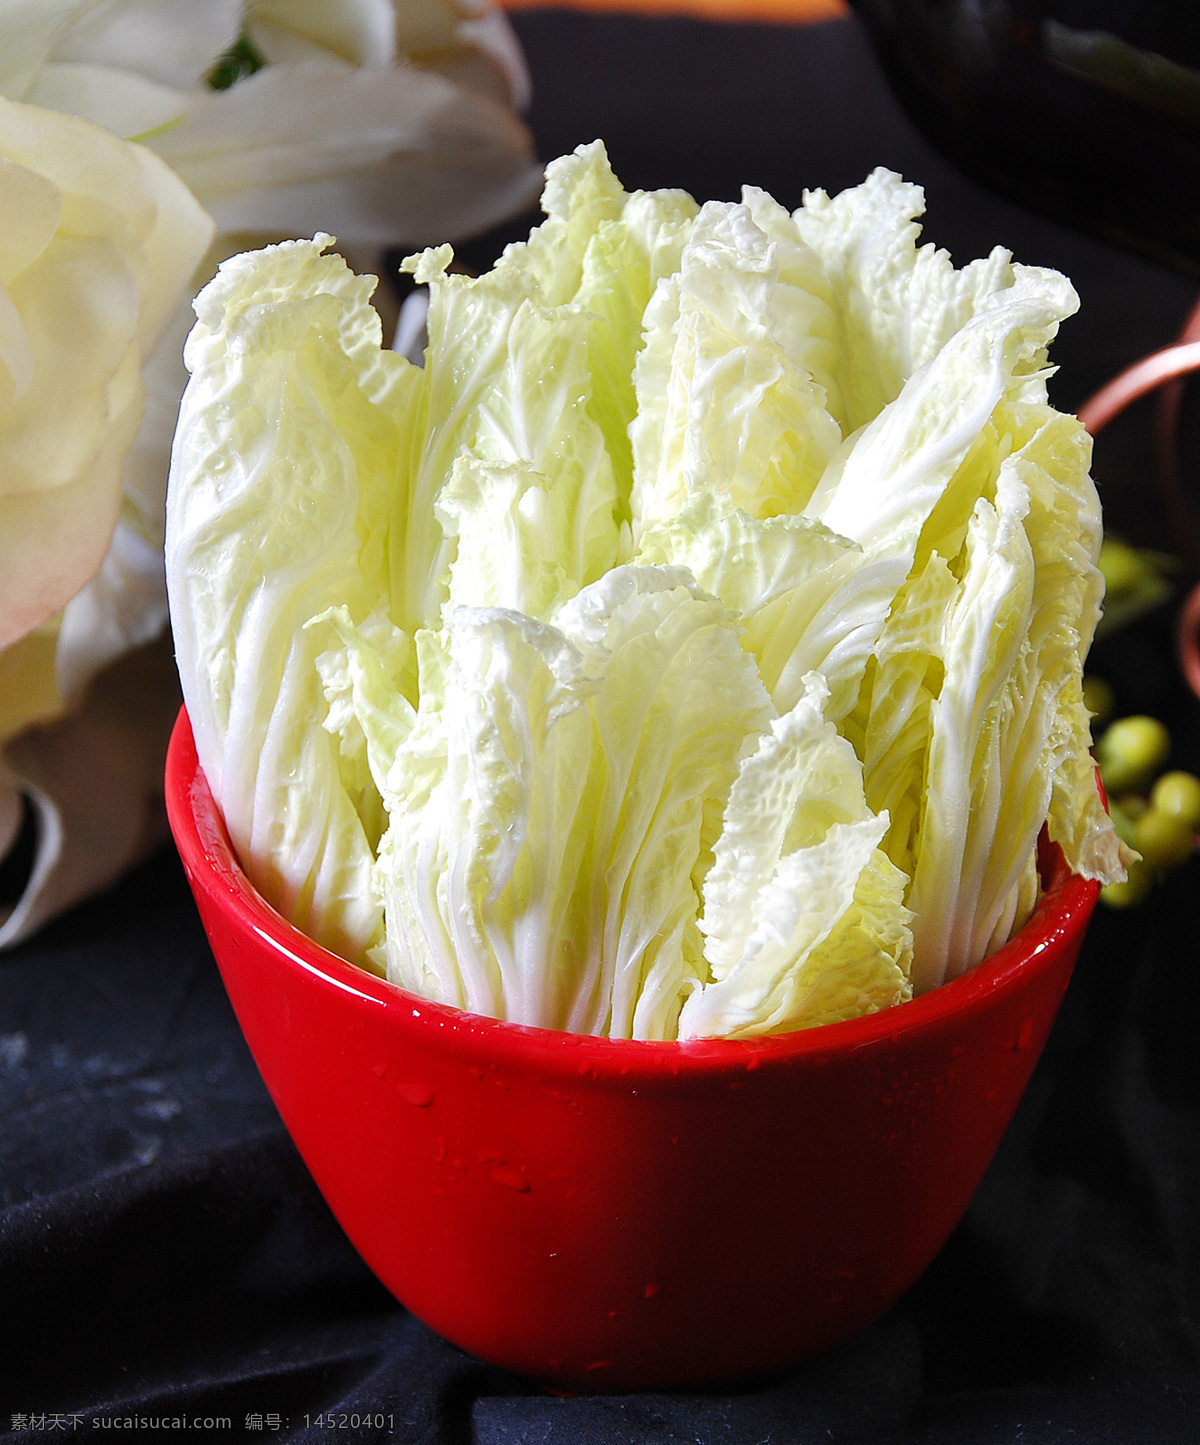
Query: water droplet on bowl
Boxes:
[{"xmin": 398, "ymin": 1081, "xmax": 436, "ymax": 1107}]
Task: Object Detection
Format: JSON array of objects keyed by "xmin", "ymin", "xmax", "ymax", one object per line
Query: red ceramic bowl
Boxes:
[{"xmin": 165, "ymin": 706, "xmax": 1098, "ymax": 1392}]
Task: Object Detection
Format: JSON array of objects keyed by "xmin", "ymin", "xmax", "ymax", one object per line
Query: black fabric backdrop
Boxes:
[{"xmin": 4, "ymin": 11, "xmax": 1200, "ymax": 1443}]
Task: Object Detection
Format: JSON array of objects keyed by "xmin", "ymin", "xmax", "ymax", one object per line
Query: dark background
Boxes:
[{"xmin": 3, "ymin": 11, "xmax": 1200, "ymax": 1442}]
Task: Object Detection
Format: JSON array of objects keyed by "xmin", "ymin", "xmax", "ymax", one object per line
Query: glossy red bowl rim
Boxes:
[{"xmin": 166, "ymin": 706, "xmax": 1099, "ymax": 1081}]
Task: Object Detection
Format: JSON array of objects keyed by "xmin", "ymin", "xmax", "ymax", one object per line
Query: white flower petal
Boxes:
[
  {"xmin": 51, "ymin": 0, "xmax": 242, "ymax": 90},
  {"xmin": 0, "ymin": 94, "xmax": 212, "ymax": 650},
  {"xmin": 0, "ymin": 152, "xmax": 61, "ymax": 285},
  {"xmin": 24, "ymin": 60, "xmax": 188, "ymax": 139},
  {"xmin": 127, "ymin": 143, "xmax": 214, "ymax": 352},
  {"xmin": 0, "ymin": 0, "xmax": 84, "ymax": 98},
  {"xmin": 389, "ymin": 0, "xmax": 469, "ymax": 55},
  {"xmin": 452, "ymin": 10, "xmax": 531, "ymax": 111},
  {"xmin": 243, "ymin": 19, "xmax": 339, "ymax": 66},
  {"xmin": 56, "ymin": 517, "xmax": 168, "ymax": 703},
  {"xmin": 0, "ymin": 90, "xmax": 156, "ymax": 240},
  {"xmin": 149, "ymin": 62, "xmax": 541, "ymax": 244},
  {"xmin": 0, "ymin": 281, "xmax": 34, "ymax": 407},
  {"xmin": 250, "ymin": 0, "xmax": 396, "ymax": 69}
]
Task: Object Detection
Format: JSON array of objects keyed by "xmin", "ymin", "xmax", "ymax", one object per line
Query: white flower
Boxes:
[
  {"xmin": 0, "ymin": 92, "xmax": 212, "ymax": 945},
  {"xmin": 0, "ymin": 1, "xmax": 543, "ymax": 946},
  {"xmin": 0, "ymin": 92, "xmax": 212, "ymax": 660},
  {"xmin": 1, "ymin": 0, "xmax": 542, "ymax": 244}
]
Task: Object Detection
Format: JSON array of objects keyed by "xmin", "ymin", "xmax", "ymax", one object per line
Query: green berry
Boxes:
[
  {"xmin": 1132, "ymin": 808, "xmax": 1196, "ymax": 873},
  {"xmin": 1096, "ymin": 715, "xmax": 1171, "ymax": 795},
  {"xmin": 1100, "ymin": 857, "xmax": 1153, "ymax": 908},
  {"xmin": 1107, "ymin": 800, "xmax": 1140, "ymax": 848},
  {"xmin": 1082, "ymin": 675, "xmax": 1116, "ymax": 731},
  {"xmin": 1098, "ymin": 537, "xmax": 1148, "ymax": 597},
  {"xmin": 1149, "ymin": 771, "xmax": 1200, "ymax": 832}
]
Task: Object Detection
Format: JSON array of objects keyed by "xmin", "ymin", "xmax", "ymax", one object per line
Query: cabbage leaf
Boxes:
[{"xmin": 167, "ymin": 144, "xmax": 1124, "ymax": 1037}]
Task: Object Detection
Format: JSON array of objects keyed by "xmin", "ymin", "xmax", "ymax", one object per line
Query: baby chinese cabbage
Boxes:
[{"xmin": 166, "ymin": 141, "xmax": 1127, "ymax": 1040}]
